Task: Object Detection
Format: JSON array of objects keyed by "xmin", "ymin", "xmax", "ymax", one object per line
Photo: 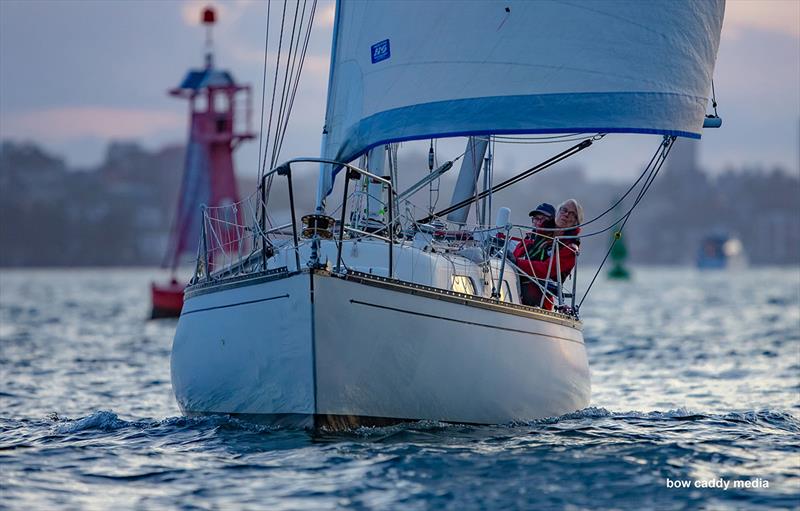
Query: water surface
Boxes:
[{"xmin": 1, "ymin": 268, "xmax": 798, "ymax": 509}]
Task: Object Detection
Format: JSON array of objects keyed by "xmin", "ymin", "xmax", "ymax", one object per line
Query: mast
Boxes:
[
  {"xmin": 315, "ymin": 0, "xmax": 343, "ymax": 214},
  {"xmin": 446, "ymin": 136, "xmax": 489, "ymax": 226}
]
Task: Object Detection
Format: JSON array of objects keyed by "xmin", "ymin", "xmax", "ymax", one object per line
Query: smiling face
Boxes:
[
  {"xmin": 556, "ymin": 203, "xmax": 579, "ymax": 228},
  {"xmin": 531, "ymin": 213, "xmax": 551, "ymax": 229}
]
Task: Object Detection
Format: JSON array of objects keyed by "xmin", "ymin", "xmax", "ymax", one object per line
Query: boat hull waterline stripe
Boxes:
[{"xmin": 350, "ymin": 299, "xmax": 583, "ymax": 346}]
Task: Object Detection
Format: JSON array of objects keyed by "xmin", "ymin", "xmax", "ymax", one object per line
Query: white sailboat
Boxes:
[{"xmin": 170, "ymin": 0, "xmax": 725, "ymax": 428}]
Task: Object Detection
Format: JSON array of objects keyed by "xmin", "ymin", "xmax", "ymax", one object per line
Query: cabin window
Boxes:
[{"xmin": 451, "ymin": 275, "xmax": 475, "ymax": 295}]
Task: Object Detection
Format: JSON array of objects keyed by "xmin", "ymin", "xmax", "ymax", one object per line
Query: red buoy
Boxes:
[
  {"xmin": 151, "ymin": 1, "xmax": 253, "ymax": 320},
  {"xmin": 202, "ymin": 6, "xmax": 216, "ymax": 25},
  {"xmin": 150, "ymin": 278, "xmax": 185, "ymax": 319}
]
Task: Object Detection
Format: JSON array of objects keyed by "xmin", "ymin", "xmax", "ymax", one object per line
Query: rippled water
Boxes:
[{"xmin": 1, "ymin": 268, "xmax": 798, "ymax": 509}]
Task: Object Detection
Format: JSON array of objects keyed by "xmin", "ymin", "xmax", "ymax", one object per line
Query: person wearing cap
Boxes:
[
  {"xmin": 513, "ymin": 203, "xmax": 556, "ymax": 261},
  {"xmin": 515, "ymin": 199, "xmax": 584, "ymax": 310},
  {"xmin": 511, "ymin": 202, "xmax": 556, "ymax": 305}
]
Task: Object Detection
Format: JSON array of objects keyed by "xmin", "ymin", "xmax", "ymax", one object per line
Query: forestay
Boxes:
[{"xmin": 320, "ymin": 0, "xmax": 725, "ymax": 194}]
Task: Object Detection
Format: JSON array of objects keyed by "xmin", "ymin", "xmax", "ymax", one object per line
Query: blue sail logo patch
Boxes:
[{"xmin": 371, "ymin": 39, "xmax": 390, "ymax": 64}]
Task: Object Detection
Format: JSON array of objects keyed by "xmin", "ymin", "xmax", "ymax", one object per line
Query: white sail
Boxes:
[{"xmin": 321, "ymin": 0, "xmax": 725, "ymax": 190}]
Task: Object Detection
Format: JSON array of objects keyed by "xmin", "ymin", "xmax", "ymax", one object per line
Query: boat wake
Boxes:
[
  {"xmin": 21, "ymin": 406, "xmax": 796, "ymax": 439},
  {"xmin": 45, "ymin": 410, "xmax": 283, "ymax": 436}
]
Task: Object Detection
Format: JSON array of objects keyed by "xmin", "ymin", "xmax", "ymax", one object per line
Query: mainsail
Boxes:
[{"xmin": 321, "ymin": 0, "xmax": 725, "ymax": 194}]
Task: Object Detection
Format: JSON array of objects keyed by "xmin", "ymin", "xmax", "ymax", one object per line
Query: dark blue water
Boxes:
[{"xmin": 1, "ymin": 268, "xmax": 799, "ymax": 509}]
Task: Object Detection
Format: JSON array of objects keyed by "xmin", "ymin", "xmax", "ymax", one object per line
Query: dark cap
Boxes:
[{"xmin": 528, "ymin": 203, "xmax": 555, "ymax": 218}]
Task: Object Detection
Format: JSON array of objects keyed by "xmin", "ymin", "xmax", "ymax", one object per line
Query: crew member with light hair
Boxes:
[{"xmin": 515, "ymin": 198, "xmax": 584, "ymax": 310}]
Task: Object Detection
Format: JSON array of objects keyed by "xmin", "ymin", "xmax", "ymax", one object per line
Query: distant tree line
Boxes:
[
  {"xmin": 0, "ymin": 141, "xmax": 182, "ymax": 266},
  {"xmin": 0, "ymin": 139, "xmax": 798, "ymax": 267}
]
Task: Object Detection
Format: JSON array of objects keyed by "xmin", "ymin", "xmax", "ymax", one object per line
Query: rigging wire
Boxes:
[
  {"xmin": 257, "ymin": 0, "xmax": 317, "ymax": 211},
  {"xmin": 260, "ymin": 0, "xmax": 289, "ymax": 179},
  {"xmin": 558, "ymin": 135, "xmax": 662, "ymax": 232},
  {"xmin": 256, "ymin": 0, "xmax": 272, "ymax": 183},
  {"xmin": 711, "ymin": 79, "xmax": 719, "ymax": 117},
  {"xmin": 563, "ymin": 141, "xmax": 670, "ymax": 240},
  {"xmin": 576, "ymin": 136, "xmax": 676, "ymax": 309},
  {"xmin": 419, "ymin": 135, "xmax": 599, "ymax": 224},
  {"xmin": 274, "ymin": 0, "xmax": 317, "ymax": 161},
  {"xmin": 270, "ymin": 0, "xmax": 303, "ymax": 169}
]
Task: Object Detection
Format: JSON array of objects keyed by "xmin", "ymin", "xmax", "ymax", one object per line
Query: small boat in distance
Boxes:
[
  {"xmin": 170, "ymin": 0, "xmax": 725, "ymax": 428},
  {"xmin": 151, "ymin": 7, "xmax": 254, "ymax": 318},
  {"xmin": 697, "ymin": 233, "xmax": 748, "ymax": 270}
]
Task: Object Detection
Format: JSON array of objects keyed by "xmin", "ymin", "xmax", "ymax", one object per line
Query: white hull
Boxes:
[{"xmin": 171, "ymin": 269, "xmax": 590, "ymax": 428}]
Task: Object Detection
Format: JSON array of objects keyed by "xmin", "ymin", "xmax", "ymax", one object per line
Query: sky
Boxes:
[{"xmin": 1, "ymin": 0, "xmax": 798, "ymax": 182}]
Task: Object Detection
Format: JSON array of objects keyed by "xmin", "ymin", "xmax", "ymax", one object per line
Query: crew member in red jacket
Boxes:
[
  {"xmin": 512, "ymin": 203, "xmax": 556, "ymax": 260},
  {"xmin": 511, "ymin": 203, "xmax": 555, "ymax": 305},
  {"xmin": 515, "ymin": 199, "xmax": 584, "ymax": 310}
]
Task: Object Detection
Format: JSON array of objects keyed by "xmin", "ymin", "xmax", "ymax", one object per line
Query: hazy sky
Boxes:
[{"xmin": 1, "ymin": 0, "xmax": 798, "ymax": 181}]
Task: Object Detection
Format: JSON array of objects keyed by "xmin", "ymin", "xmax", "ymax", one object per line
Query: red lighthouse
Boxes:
[{"xmin": 151, "ymin": 6, "xmax": 255, "ymax": 318}]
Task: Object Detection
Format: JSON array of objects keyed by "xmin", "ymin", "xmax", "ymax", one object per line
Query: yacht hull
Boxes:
[{"xmin": 171, "ymin": 270, "xmax": 590, "ymax": 428}]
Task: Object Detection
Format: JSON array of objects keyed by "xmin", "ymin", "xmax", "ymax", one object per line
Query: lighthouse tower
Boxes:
[{"xmin": 151, "ymin": 6, "xmax": 255, "ymax": 318}]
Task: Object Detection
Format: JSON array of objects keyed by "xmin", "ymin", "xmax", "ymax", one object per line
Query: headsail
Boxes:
[
  {"xmin": 321, "ymin": 0, "xmax": 725, "ymax": 194},
  {"xmin": 163, "ymin": 137, "xmax": 211, "ymax": 269}
]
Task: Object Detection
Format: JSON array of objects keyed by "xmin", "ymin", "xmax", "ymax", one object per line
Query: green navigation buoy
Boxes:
[{"xmin": 608, "ymin": 229, "xmax": 631, "ymax": 280}]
